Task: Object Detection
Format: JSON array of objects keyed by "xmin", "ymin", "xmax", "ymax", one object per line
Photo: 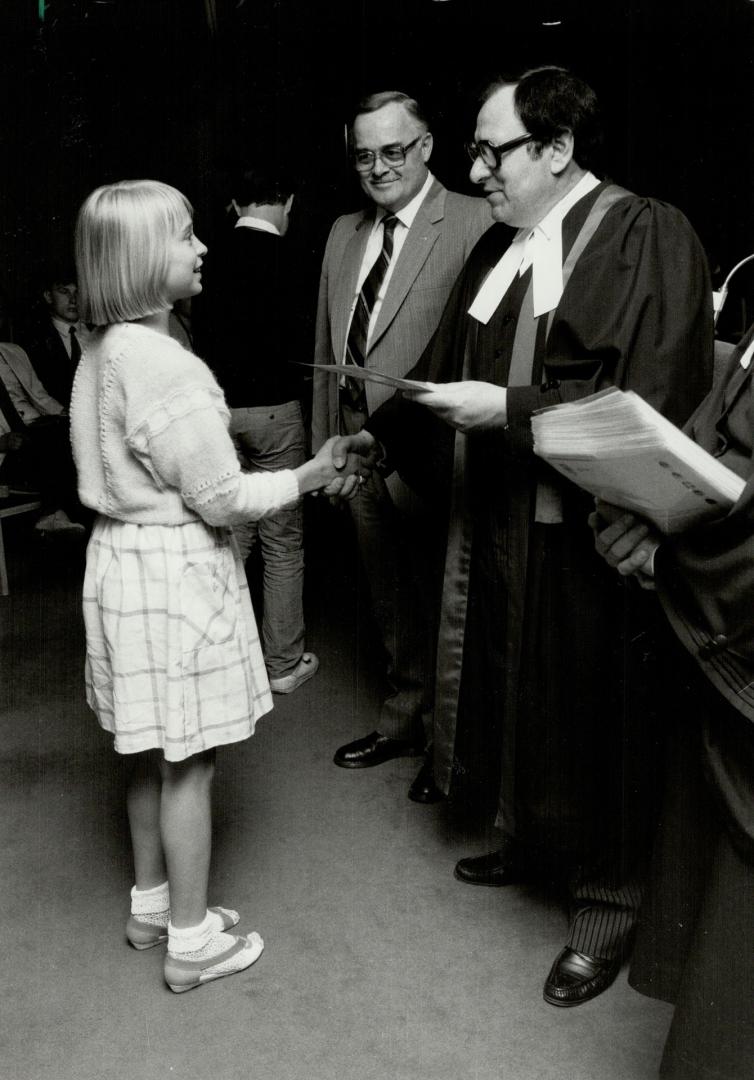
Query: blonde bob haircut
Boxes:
[{"xmin": 76, "ymin": 179, "xmax": 193, "ymax": 326}]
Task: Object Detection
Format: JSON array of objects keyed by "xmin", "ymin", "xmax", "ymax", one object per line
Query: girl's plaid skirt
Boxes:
[{"xmin": 82, "ymin": 516, "xmax": 272, "ymax": 760}]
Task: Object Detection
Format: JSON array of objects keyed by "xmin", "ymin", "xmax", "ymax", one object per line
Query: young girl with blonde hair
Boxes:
[{"xmin": 70, "ymin": 179, "xmax": 365, "ymax": 992}]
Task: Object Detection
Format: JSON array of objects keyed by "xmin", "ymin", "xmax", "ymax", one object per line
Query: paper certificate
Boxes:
[
  {"xmin": 298, "ymin": 362, "xmax": 431, "ymax": 392},
  {"xmin": 532, "ymin": 387, "xmax": 745, "ymax": 533}
]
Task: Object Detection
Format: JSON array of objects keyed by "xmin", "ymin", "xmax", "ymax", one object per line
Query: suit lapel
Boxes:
[
  {"xmin": 368, "ymin": 181, "xmax": 446, "ymax": 357},
  {"xmin": 332, "ymin": 214, "xmax": 372, "ymax": 365}
]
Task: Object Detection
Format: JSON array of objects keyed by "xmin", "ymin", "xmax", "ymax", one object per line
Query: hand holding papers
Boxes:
[
  {"xmin": 588, "ymin": 502, "xmax": 660, "ymax": 588},
  {"xmin": 307, "ymin": 363, "xmax": 509, "ymax": 431},
  {"xmin": 532, "ymin": 387, "xmax": 746, "ymax": 534},
  {"xmin": 400, "ymin": 381, "xmax": 508, "ymax": 433}
]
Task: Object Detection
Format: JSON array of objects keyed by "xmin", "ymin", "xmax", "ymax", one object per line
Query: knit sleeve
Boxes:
[{"xmin": 123, "ymin": 358, "xmax": 299, "ymax": 525}]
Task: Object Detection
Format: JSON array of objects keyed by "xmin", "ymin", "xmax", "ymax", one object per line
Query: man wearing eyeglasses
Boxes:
[
  {"xmin": 345, "ymin": 67, "xmax": 713, "ymax": 1005},
  {"xmin": 312, "ymin": 91, "xmax": 490, "ymax": 780}
]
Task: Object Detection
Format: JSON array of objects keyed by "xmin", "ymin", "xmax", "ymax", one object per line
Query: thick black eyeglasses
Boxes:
[
  {"xmin": 465, "ymin": 133, "xmax": 534, "ymax": 169},
  {"xmin": 352, "ymin": 134, "xmax": 424, "ymax": 172}
]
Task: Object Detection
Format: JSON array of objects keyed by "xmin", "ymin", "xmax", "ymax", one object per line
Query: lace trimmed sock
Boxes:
[
  {"xmin": 127, "ymin": 879, "xmax": 241, "ymax": 950},
  {"xmin": 131, "ymin": 881, "xmax": 170, "ymax": 924},
  {"xmin": 126, "ymin": 881, "xmax": 170, "ymax": 949}
]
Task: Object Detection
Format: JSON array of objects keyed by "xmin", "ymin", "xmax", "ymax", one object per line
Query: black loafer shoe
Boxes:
[
  {"xmin": 454, "ymin": 844, "xmax": 520, "ymax": 886},
  {"xmin": 543, "ymin": 947, "xmax": 621, "ymax": 1007},
  {"xmin": 407, "ymin": 757, "xmax": 445, "ymax": 803},
  {"xmin": 333, "ymin": 730, "xmax": 423, "ymax": 769}
]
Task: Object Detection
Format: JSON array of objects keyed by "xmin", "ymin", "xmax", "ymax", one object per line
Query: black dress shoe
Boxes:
[
  {"xmin": 454, "ymin": 844, "xmax": 520, "ymax": 886},
  {"xmin": 543, "ymin": 947, "xmax": 621, "ymax": 1007},
  {"xmin": 333, "ymin": 730, "xmax": 423, "ymax": 769},
  {"xmin": 407, "ymin": 757, "xmax": 445, "ymax": 803}
]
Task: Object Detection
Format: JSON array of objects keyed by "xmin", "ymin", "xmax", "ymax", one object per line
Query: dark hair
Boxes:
[
  {"xmin": 39, "ymin": 263, "xmax": 77, "ymax": 293},
  {"xmin": 351, "ymin": 91, "xmax": 429, "ymax": 133},
  {"xmin": 482, "ymin": 66, "xmax": 603, "ymax": 172},
  {"xmin": 231, "ymin": 164, "xmax": 295, "ymax": 208}
]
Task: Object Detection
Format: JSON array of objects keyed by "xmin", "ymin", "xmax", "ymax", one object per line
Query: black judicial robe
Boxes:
[
  {"xmin": 370, "ymin": 182, "xmax": 713, "ymax": 845},
  {"xmin": 629, "ymin": 327, "xmax": 754, "ymax": 1080}
]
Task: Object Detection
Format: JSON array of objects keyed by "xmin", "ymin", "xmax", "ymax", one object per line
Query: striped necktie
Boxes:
[
  {"xmin": 346, "ymin": 214, "xmax": 398, "ymax": 368},
  {"xmin": 69, "ymin": 326, "xmax": 82, "ymax": 366},
  {"xmin": 342, "ymin": 214, "xmax": 398, "ymax": 409}
]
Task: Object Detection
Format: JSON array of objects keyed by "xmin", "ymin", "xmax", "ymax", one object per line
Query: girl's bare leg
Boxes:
[
  {"xmin": 126, "ymin": 750, "xmax": 167, "ymax": 890},
  {"xmin": 158, "ymin": 749, "xmax": 216, "ymax": 928}
]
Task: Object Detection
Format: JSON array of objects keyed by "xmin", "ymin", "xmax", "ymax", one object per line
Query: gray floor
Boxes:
[{"xmin": 0, "ymin": 514, "xmax": 673, "ymax": 1080}]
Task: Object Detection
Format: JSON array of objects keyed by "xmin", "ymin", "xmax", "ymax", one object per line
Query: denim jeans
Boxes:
[{"xmin": 230, "ymin": 401, "xmax": 306, "ymax": 679}]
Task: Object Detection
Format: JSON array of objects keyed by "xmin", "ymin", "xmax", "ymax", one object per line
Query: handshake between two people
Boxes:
[
  {"xmin": 296, "ymin": 431, "xmax": 380, "ymax": 501},
  {"xmin": 298, "ymin": 379, "xmax": 511, "ymax": 501}
]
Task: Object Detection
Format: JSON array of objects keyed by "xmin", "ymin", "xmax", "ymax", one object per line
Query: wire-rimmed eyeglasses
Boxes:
[
  {"xmin": 351, "ymin": 134, "xmax": 424, "ymax": 173},
  {"xmin": 465, "ymin": 133, "xmax": 534, "ymax": 169}
]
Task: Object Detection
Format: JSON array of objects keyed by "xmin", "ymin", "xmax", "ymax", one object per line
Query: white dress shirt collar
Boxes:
[
  {"xmin": 235, "ymin": 216, "xmax": 281, "ymax": 236},
  {"xmin": 52, "ymin": 315, "xmax": 80, "ymax": 336},
  {"xmin": 372, "ymin": 171, "xmax": 435, "ymax": 234},
  {"xmin": 51, "ymin": 315, "xmax": 85, "ymax": 357},
  {"xmin": 468, "ymin": 171, "xmax": 601, "ymax": 324}
]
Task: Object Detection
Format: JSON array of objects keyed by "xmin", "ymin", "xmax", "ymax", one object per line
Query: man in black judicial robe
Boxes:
[{"xmin": 340, "ymin": 67, "xmax": 714, "ymax": 1006}]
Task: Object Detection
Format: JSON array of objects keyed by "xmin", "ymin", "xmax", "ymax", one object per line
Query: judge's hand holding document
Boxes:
[
  {"xmin": 400, "ymin": 381, "xmax": 508, "ymax": 432},
  {"xmin": 329, "ymin": 381, "xmax": 510, "ymax": 475},
  {"xmin": 588, "ymin": 499, "xmax": 661, "ymax": 588}
]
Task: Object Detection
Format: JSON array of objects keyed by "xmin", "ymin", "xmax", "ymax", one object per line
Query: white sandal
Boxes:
[{"xmin": 164, "ymin": 931, "xmax": 264, "ymax": 993}]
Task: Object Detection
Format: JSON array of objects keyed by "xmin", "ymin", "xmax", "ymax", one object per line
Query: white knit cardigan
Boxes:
[{"xmin": 70, "ymin": 322, "xmax": 299, "ymax": 525}]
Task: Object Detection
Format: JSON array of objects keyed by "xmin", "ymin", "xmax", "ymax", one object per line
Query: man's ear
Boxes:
[
  {"xmin": 549, "ymin": 128, "xmax": 575, "ymax": 176},
  {"xmin": 421, "ymin": 131, "xmax": 434, "ymax": 163},
  {"xmin": 284, "ymin": 194, "xmax": 294, "ymax": 215},
  {"xmin": 43, "ymin": 289, "xmax": 53, "ymax": 306}
]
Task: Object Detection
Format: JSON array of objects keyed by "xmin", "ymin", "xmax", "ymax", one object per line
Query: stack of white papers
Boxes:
[{"xmin": 532, "ymin": 387, "xmax": 745, "ymax": 533}]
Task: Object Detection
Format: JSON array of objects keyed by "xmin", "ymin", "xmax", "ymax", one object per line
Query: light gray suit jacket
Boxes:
[{"xmin": 311, "ymin": 178, "xmax": 491, "ymax": 449}]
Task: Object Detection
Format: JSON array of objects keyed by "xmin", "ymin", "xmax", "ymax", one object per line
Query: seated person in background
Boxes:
[
  {"xmin": 196, "ymin": 161, "xmax": 317, "ymax": 695},
  {"xmin": 0, "ymin": 339, "xmax": 85, "ymax": 533},
  {"xmin": 590, "ymin": 323, "xmax": 754, "ymax": 1080},
  {"xmin": 20, "ymin": 265, "xmax": 89, "ymax": 409}
]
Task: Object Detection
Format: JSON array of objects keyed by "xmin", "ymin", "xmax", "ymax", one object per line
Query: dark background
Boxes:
[{"xmin": 1, "ymin": 0, "xmax": 753, "ymax": 336}]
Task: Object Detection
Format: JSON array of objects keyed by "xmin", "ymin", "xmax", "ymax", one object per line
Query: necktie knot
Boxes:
[
  {"xmin": 381, "ymin": 215, "xmax": 398, "ymax": 254},
  {"xmin": 382, "ymin": 214, "xmax": 398, "ymax": 236}
]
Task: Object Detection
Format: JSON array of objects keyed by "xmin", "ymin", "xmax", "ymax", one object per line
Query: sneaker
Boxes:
[
  {"xmin": 268, "ymin": 652, "xmax": 319, "ymax": 695},
  {"xmin": 164, "ymin": 931, "xmax": 264, "ymax": 993},
  {"xmin": 34, "ymin": 509, "xmax": 85, "ymax": 534}
]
